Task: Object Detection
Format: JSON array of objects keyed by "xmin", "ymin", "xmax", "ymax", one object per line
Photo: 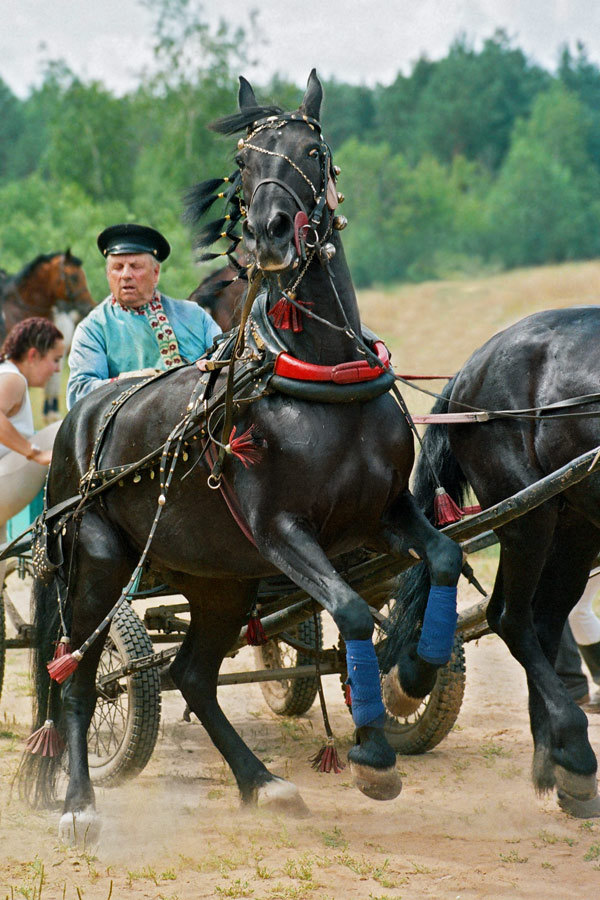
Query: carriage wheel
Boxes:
[
  {"xmin": 253, "ymin": 614, "xmax": 323, "ymax": 716},
  {"xmin": 89, "ymin": 603, "xmax": 161, "ymax": 786},
  {"xmin": 380, "ymin": 633, "xmax": 466, "ymax": 755},
  {"xmin": 0, "ymin": 586, "xmax": 5, "ymax": 702},
  {"xmin": 0, "ymin": 558, "xmax": 24, "ymax": 703}
]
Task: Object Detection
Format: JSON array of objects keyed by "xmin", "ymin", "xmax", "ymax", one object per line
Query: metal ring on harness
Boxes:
[{"xmin": 207, "ymin": 473, "xmax": 222, "ymax": 490}]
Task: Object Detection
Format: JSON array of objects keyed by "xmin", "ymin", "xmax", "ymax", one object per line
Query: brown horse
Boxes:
[
  {"xmin": 188, "ymin": 262, "xmax": 247, "ymax": 331},
  {"xmin": 0, "ymin": 250, "xmax": 94, "ymax": 419}
]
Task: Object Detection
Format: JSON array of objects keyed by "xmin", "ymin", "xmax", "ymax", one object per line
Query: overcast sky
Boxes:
[{"xmin": 2, "ymin": 0, "xmax": 600, "ymax": 98}]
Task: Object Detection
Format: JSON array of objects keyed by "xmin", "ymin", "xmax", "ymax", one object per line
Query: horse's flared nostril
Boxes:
[{"xmin": 267, "ymin": 212, "xmax": 294, "ymax": 243}]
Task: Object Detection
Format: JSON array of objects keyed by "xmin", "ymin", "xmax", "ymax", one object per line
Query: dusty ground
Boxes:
[
  {"xmin": 1, "ymin": 566, "xmax": 600, "ymax": 900},
  {"xmin": 3, "ymin": 262, "xmax": 600, "ymax": 898}
]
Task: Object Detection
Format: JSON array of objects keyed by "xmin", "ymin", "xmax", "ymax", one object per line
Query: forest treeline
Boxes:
[{"xmin": 2, "ymin": 2, "xmax": 600, "ymax": 298}]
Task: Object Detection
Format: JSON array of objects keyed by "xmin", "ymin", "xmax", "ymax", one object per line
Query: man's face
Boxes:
[{"xmin": 106, "ymin": 253, "xmax": 160, "ymax": 308}]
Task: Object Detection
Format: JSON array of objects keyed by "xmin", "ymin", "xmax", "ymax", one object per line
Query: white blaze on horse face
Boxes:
[{"xmin": 52, "ymin": 310, "xmax": 76, "ymax": 351}]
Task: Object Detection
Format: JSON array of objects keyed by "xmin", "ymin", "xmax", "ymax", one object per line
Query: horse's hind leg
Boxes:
[
  {"xmin": 376, "ymin": 490, "xmax": 463, "ymax": 715},
  {"xmin": 525, "ymin": 511, "xmax": 600, "ymax": 815},
  {"xmin": 492, "ymin": 508, "xmax": 600, "ymax": 815},
  {"xmin": 57, "ymin": 512, "xmax": 136, "ymax": 841},
  {"xmin": 169, "ymin": 577, "xmax": 309, "ymax": 815}
]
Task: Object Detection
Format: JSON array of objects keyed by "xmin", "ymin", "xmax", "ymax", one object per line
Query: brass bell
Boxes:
[
  {"xmin": 337, "ymin": 192, "xmax": 345, "ymax": 204},
  {"xmin": 333, "ymin": 165, "xmax": 341, "ymax": 176},
  {"xmin": 321, "ymin": 242, "xmax": 336, "ymax": 261},
  {"xmin": 333, "ymin": 215, "xmax": 348, "ymax": 231},
  {"xmin": 158, "ymin": 494, "xmax": 166, "ymax": 506},
  {"xmin": 237, "ymin": 138, "xmax": 245, "ymax": 150}
]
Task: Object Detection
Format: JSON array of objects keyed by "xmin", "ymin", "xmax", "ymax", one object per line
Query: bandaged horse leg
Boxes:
[
  {"xmin": 251, "ymin": 516, "xmax": 402, "ymax": 801},
  {"xmin": 345, "ymin": 638, "xmax": 401, "ymax": 800},
  {"xmin": 378, "ymin": 493, "xmax": 463, "ymax": 717}
]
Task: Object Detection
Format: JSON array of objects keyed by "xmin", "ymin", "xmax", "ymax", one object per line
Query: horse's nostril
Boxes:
[{"xmin": 267, "ymin": 213, "xmax": 293, "ymax": 242}]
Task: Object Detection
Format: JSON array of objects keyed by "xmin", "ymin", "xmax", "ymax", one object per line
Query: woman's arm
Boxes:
[{"xmin": 0, "ymin": 373, "xmax": 50, "ymax": 464}]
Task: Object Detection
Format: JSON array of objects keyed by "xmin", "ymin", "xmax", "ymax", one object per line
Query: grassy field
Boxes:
[{"xmin": 358, "ymin": 258, "xmax": 600, "ymax": 419}]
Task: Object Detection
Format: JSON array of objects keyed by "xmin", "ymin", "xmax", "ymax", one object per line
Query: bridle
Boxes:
[{"xmin": 240, "ymin": 112, "xmax": 336, "ymax": 268}]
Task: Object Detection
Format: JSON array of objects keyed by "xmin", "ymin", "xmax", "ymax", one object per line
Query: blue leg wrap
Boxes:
[
  {"xmin": 417, "ymin": 585, "xmax": 458, "ymax": 665},
  {"xmin": 345, "ymin": 638, "xmax": 385, "ymax": 728}
]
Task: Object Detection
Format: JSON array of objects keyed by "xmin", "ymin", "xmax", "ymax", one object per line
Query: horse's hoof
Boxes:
[
  {"xmin": 382, "ymin": 664, "xmax": 423, "ymax": 717},
  {"xmin": 558, "ymin": 790, "xmax": 600, "ymax": 818},
  {"xmin": 256, "ymin": 777, "xmax": 310, "ymax": 818},
  {"xmin": 58, "ymin": 806, "xmax": 101, "ymax": 845},
  {"xmin": 554, "ymin": 765, "xmax": 597, "ymax": 801},
  {"xmin": 350, "ymin": 761, "xmax": 402, "ymax": 801}
]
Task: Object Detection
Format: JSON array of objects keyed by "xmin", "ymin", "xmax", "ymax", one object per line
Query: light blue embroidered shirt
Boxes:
[{"xmin": 67, "ymin": 293, "xmax": 221, "ymax": 409}]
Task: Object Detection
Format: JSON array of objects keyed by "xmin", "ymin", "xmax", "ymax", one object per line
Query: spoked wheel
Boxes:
[
  {"xmin": 380, "ymin": 633, "xmax": 466, "ymax": 755},
  {"xmin": 0, "ymin": 557, "xmax": 29, "ymax": 703},
  {"xmin": 0, "ymin": 579, "xmax": 5, "ymax": 702},
  {"xmin": 89, "ymin": 603, "xmax": 161, "ymax": 786},
  {"xmin": 254, "ymin": 614, "xmax": 323, "ymax": 716}
]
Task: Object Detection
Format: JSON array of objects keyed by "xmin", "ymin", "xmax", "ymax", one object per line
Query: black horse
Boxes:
[
  {"xmin": 22, "ymin": 72, "xmax": 462, "ymax": 840},
  {"xmin": 389, "ymin": 305, "xmax": 600, "ymax": 817}
]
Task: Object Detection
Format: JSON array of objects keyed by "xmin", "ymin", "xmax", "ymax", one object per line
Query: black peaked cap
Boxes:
[{"xmin": 97, "ymin": 223, "xmax": 171, "ymax": 262}]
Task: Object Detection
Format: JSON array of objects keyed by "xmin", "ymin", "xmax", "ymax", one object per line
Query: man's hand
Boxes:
[
  {"xmin": 116, "ymin": 368, "xmax": 162, "ymax": 381},
  {"xmin": 30, "ymin": 448, "xmax": 52, "ymax": 466}
]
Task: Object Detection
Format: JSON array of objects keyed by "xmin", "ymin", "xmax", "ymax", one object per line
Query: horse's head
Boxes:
[
  {"xmin": 210, "ymin": 70, "xmax": 339, "ymax": 273},
  {"xmin": 56, "ymin": 250, "xmax": 95, "ymax": 316}
]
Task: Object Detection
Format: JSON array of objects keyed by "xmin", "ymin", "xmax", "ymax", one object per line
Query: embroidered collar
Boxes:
[{"xmin": 110, "ymin": 289, "xmax": 161, "ymax": 314}]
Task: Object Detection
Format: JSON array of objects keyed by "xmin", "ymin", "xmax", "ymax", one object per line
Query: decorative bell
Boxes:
[
  {"xmin": 158, "ymin": 494, "xmax": 166, "ymax": 506},
  {"xmin": 237, "ymin": 138, "xmax": 245, "ymax": 150},
  {"xmin": 333, "ymin": 165, "xmax": 341, "ymax": 176},
  {"xmin": 321, "ymin": 242, "xmax": 336, "ymax": 261},
  {"xmin": 333, "ymin": 215, "xmax": 348, "ymax": 231},
  {"xmin": 337, "ymin": 192, "xmax": 345, "ymax": 204}
]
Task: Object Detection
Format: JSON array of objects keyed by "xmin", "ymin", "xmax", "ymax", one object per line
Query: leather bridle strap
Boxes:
[{"xmin": 250, "ymin": 178, "xmax": 307, "ymax": 215}]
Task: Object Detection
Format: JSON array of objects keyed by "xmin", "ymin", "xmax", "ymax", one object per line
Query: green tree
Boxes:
[
  {"xmin": 414, "ymin": 31, "xmax": 548, "ymax": 171},
  {"xmin": 0, "ymin": 79, "xmax": 24, "ymax": 181}
]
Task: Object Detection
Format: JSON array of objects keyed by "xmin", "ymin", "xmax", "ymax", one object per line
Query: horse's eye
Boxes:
[{"xmin": 235, "ymin": 155, "xmax": 246, "ymax": 170}]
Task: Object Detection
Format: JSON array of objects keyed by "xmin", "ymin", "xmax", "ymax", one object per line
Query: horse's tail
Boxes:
[
  {"xmin": 17, "ymin": 575, "xmax": 66, "ymax": 807},
  {"xmin": 382, "ymin": 376, "xmax": 469, "ymax": 668}
]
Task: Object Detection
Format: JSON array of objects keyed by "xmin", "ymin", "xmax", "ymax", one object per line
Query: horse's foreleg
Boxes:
[
  {"xmin": 252, "ymin": 518, "xmax": 402, "ymax": 802},
  {"xmin": 169, "ymin": 577, "xmax": 309, "ymax": 815},
  {"xmin": 57, "ymin": 513, "xmax": 136, "ymax": 842},
  {"xmin": 43, "ymin": 371, "xmax": 61, "ymax": 423},
  {"xmin": 377, "ymin": 491, "xmax": 463, "ymax": 716}
]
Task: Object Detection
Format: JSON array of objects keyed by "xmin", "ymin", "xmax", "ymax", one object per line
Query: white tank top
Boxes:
[{"xmin": 0, "ymin": 359, "xmax": 34, "ymax": 460}]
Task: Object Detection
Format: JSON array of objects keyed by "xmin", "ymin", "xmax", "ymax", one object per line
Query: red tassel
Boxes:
[
  {"xmin": 461, "ymin": 504, "xmax": 482, "ymax": 516},
  {"xmin": 24, "ymin": 720, "xmax": 64, "ymax": 757},
  {"xmin": 226, "ymin": 425, "xmax": 266, "ymax": 468},
  {"xmin": 52, "ymin": 636, "xmax": 71, "ymax": 659},
  {"xmin": 434, "ymin": 487, "xmax": 464, "ymax": 526},
  {"xmin": 246, "ymin": 609, "xmax": 268, "ymax": 646},
  {"xmin": 310, "ymin": 739, "xmax": 345, "ymax": 773},
  {"xmin": 47, "ymin": 650, "xmax": 82, "ymax": 683},
  {"xmin": 344, "ymin": 683, "xmax": 353, "ymax": 707},
  {"xmin": 268, "ymin": 296, "xmax": 313, "ymax": 332}
]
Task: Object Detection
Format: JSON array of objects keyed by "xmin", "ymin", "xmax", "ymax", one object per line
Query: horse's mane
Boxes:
[
  {"xmin": 210, "ymin": 105, "xmax": 284, "ymax": 136},
  {"xmin": 16, "ymin": 251, "xmax": 83, "ymax": 281}
]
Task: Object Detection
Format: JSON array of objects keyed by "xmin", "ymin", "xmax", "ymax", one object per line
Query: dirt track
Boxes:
[{"xmin": 2, "ymin": 577, "xmax": 600, "ymax": 899}]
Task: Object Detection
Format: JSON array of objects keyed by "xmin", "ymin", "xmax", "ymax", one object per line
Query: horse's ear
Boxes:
[
  {"xmin": 238, "ymin": 76, "xmax": 258, "ymax": 111},
  {"xmin": 65, "ymin": 247, "xmax": 72, "ymax": 260},
  {"xmin": 300, "ymin": 69, "xmax": 322, "ymax": 121}
]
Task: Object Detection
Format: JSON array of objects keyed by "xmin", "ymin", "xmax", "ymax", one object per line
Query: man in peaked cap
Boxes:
[{"xmin": 66, "ymin": 224, "xmax": 221, "ymax": 408}]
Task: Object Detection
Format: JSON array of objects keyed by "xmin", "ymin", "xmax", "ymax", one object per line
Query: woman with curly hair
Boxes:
[{"xmin": 0, "ymin": 317, "xmax": 64, "ymax": 583}]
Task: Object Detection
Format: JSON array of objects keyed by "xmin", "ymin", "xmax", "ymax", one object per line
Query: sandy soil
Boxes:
[
  {"xmin": 1, "ymin": 569, "xmax": 600, "ymax": 900},
  {"xmin": 4, "ymin": 264, "xmax": 600, "ymax": 897}
]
